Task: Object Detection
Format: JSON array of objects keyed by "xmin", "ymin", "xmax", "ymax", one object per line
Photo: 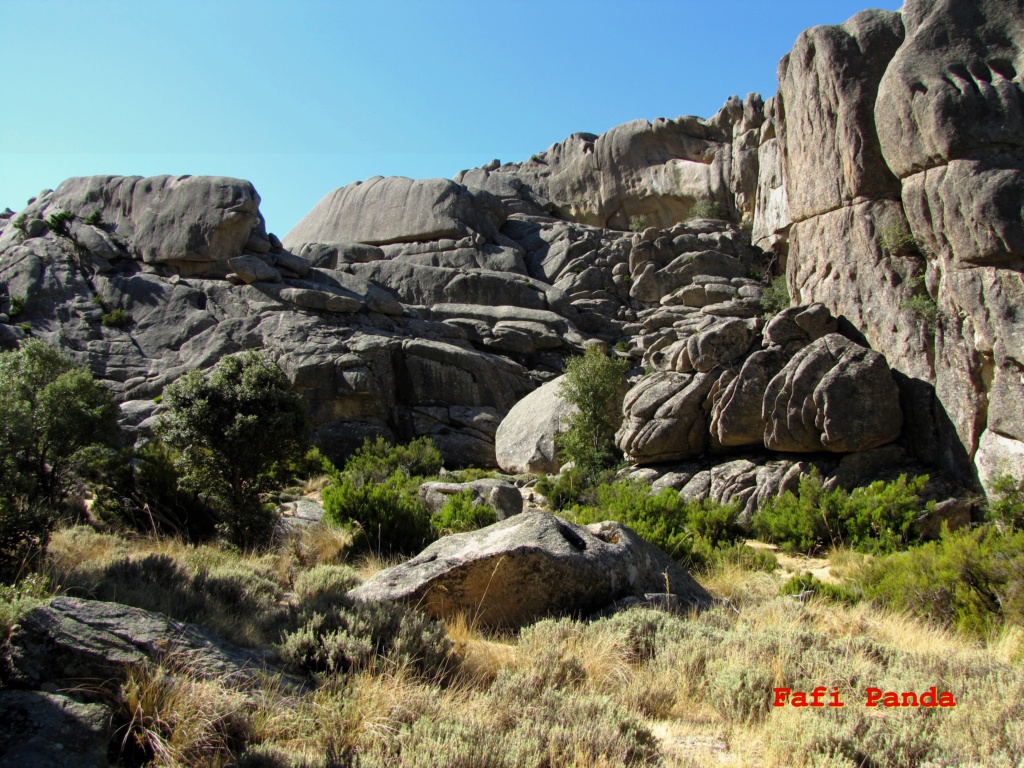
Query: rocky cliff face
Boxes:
[{"xmin": 1, "ymin": 1, "xmax": 1019, "ymax": 502}]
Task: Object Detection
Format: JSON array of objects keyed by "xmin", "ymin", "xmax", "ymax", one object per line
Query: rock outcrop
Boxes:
[
  {"xmin": 348, "ymin": 511, "xmax": 711, "ymax": 628},
  {"xmin": 0, "ymin": 690, "xmax": 110, "ymax": 768},
  {"xmin": 3, "ymin": 0, "xmax": 1018, "ymax": 500},
  {"xmin": 419, "ymin": 478, "xmax": 523, "ymax": 520},
  {"xmin": 4, "ymin": 596, "xmax": 274, "ymax": 690}
]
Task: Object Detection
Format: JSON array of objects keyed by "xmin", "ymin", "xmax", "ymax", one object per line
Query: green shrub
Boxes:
[
  {"xmin": 901, "ymin": 294, "xmax": 939, "ymax": 331},
  {"xmin": 987, "ymin": 474, "xmax": 1024, "ymax": 530},
  {"xmin": 100, "ymin": 308, "xmax": 132, "ymax": 328},
  {"xmin": 342, "ymin": 436, "xmax": 442, "ymax": 485},
  {"xmin": 0, "ymin": 340, "xmax": 119, "ymax": 552},
  {"xmin": 8, "ymin": 295, "xmax": 24, "ymax": 318},
  {"xmin": 44, "ymin": 210, "xmax": 74, "ymax": 236},
  {"xmin": 687, "ymin": 200, "xmax": 728, "ymax": 221},
  {"xmin": 685, "ymin": 497, "xmax": 745, "ymax": 547},
  {"xmin": 627, "ymin": 214, "xmax": 648, "ymax": 232},
  {"xmin": 322, "ymin": 471, "xmax": 433, "ymax": 556},
  {"xmin": 569, "ymin": 482, "xmax": 743, "ymax": 568},
  {"xmin": 535, "ymin": 467, "xmax": 592, "ymax": 511},
  {"xmin": 780, "ymin": 571, "xmax": 861, "ymax": 605},
  {"xmin": 556, "ymin": 346, "xmax": 629, "ymax": 477},
  {"xmin": 853, "ymin": 526, "xmax": 1024, "ymax": 636},
  {"xmin": 752, "ymin": 470, "xmax": 929, "ymax": 554},
  {"xmin": 264, "ymin": 445, "xmax": 337, "ymax": 487},
  {"xmin": 0, "ymin": 500, "xmax": 52, "ymax": 583},
  {"xmin": 431, "ymin": 490, "xmax": 497, "ymax": 536},
  {"xmin": 90, "ymin": 441, "xmax": 219, "ymax": 540},
  {"xmin": 279, "ymin": 599, "xmax": 451, "ymax": 679},
  {"xmin": 760, "ymin": 275, "xmax": 790, "ymax": 314},
  {"xmin": 878, "ymin": 225, "xmax": 920, "ymax": 254},
  {"xmin": 156, "ymin": 352, "xmax": 309, "ymax": 549},
  {"xmin": 84, "ymin": 210, "xmax": 103, "ymax": 226}
]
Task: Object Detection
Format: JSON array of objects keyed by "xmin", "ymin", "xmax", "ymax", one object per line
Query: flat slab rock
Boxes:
[
  {"xmin": 5, "ymin": 596, "xmax": 275, "ymax": 690},
  {"xmin": 0, "ymin": 690, "xmax": 110, "ymax": 768},
  {"xmin": 348, "ymin": 511, "xmax": 711, "ymax": 628}
]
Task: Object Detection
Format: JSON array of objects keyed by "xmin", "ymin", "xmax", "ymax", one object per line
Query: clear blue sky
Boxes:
[{"xmin": 0, "ymin": 0, "xmax": 902, "ymax": 236}]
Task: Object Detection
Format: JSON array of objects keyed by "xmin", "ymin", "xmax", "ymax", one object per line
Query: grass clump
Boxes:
[{"xmin": 752, "ymin": 469, "xmax": 931, "ymax": 554}]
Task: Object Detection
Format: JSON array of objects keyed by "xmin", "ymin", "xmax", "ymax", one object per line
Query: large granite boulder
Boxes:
[
  {"xmin": 348, "ymin": 511, "xmax": 711, "ymax": 628},
  {"xmin": 494, "ymin": 376, "xmax": 577, "ymax": 475},
  {"xmin": 777, "ymin": 9, "xmax": 904, "ymax": 222},
  {"xmin": 456, "ymin": 94, "xmax": 766, "ymax": 229},
  {"xmin": 763, "ymin": 334, "xmax": 902, "ymax": 453},
  {"xmin": 419, "ymin": 478, "xmax": 523, "ymax": 520},
  {"xmin": 0, "ymin": 175, "xmax": 266, "ymax": 270},
  {"xmin": 283, "ymin": 176, "xmax": 504, "ymax": 248}
]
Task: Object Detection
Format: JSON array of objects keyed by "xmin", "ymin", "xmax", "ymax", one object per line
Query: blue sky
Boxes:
[{"xmin": 1, "ymin": 0, "xmax": 902, "ymax": 236}]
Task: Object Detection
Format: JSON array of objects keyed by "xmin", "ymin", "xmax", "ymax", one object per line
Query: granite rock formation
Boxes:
[{"xmin": 2, "ymin": 0, "xmax": 1020, "ymax": 499}]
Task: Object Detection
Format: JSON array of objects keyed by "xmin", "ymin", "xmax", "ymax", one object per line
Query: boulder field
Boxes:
[{"xmin": 2, "ymin": 0, "xmax": 1022, "ymax": 501}]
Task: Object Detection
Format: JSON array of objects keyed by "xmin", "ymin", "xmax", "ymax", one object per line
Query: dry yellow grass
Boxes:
[{"xmin": 19, "ymin": 524, "xmax": 1023, "ymax": 767}]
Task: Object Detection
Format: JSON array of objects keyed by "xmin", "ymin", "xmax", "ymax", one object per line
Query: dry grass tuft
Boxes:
[
  {"xmin": 114, "ymin": 655, "xmax": 253, "ymax": 768},
  {"xmin": 445, "ymin": 612, "xmax": 516, "ymax": 685}
]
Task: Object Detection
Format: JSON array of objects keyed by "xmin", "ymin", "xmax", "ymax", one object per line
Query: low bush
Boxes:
[
  {"xmin": 627, "ymin": 214, "xmax": 648, "ymax": 232},
  {"xmin": 986, "ymin": 473, "xmax": 1024, "ymax": 530},
  {"xmin": 100, "ymin": 308, "xmax": 132, "ymax": 328},
  {"xmin": 430, "ymin": 490, "xmax": 497, "ymax": 536},
  {"xmin": 711, "ymin": 542, "xmax": 777, "ymax": 572},
  {"xmin": 760, "ymin": 275, "xmax": 790, "ymax": 314},
  {"xmin": 852, "ymin": 525, "xmax": 1024, "ymax": 637},
  {"xmin": 535, "ymin": 466, "xmax": 594, "ymax": 511},
  {"xmin": 89, "ymin": 441, "xmax": 219, "ymax": 541},
  {"xmin": 321, "ymin": 471, "xmax": 433, "ymax": 556},
  {"xmin": 687, "ymin": 199, "xmax": 728, "ymax": 221},
  {"xmin": 279, "ymin": 599, "xmax": 452, "ymax": 679},
  {"xmin": 901, "ymin": 293, "xmax": 940, "ymax": 330},
  {"xmin": 779, "ymin": 571, "xmax": 861, "ymax": 605},
  {"xmin": 569, "ymin": 481, "xmax": 744, "ymax": 568},
  {"xmin": 342, "ymin": 436, "xmax": 442, "ymax": 485},
  {"xmin": 752, "ymin": 470, "xmax": 930, "ymax": 554}
]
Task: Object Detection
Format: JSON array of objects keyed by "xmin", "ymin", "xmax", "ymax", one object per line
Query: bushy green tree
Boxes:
[
  {"xmin": 0, "ymin": 339, "xmax": 119, "ymax": 580},
  {"xmin": 557, "ymin": 345, "xmax": 629, "ymax": 476},
  {"xmin": 156, "ymin": 352, "xmax": 309, "ymax": 548}
]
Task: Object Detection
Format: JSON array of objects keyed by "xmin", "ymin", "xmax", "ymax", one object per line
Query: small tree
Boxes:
[
  {"xmin": 0, "ymin": 339, "xmax": 119, "ymax": 580},
  {"xmin": 557, "ymin": 345, "xmax": 629, "ymax": 476},
  {"xmin": 156, "ymin": 352, "xmax": 309, "ymax": 548}
]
